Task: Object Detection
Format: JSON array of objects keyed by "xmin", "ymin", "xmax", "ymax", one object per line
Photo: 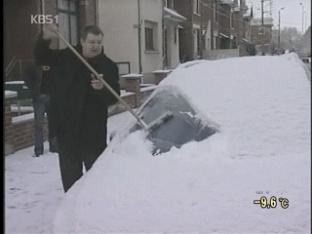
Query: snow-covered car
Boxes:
[{"xmin": 54, "ymin": 54, "xmax": 310, "ymax": 233}]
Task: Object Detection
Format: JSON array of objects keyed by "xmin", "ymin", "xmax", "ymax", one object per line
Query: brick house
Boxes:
[
  {"xmin": 215, "ymin": 0, "xmax": 234, "ymax": 49},
  {"xmin": 174, "ymin": 0, "xmax": 250, "ymax": 61},
  {"xmin": 175, "ymin": 0, "xmax": 215, "ymax": 62},
  {"xmin": 200, "ymin": 0, "xmax": 215, "ymax": 52},
  {"xmin": 163, "ymin": 0, "xmax": 187, "ymax": 69},
  {"xmin": 4, "ymin": 0, "xmax": 97, "ymax": 82},
  {"xmin": 97, "ymin": 0, "xmax": 164, "ymax": 76},
  {"xmin": 231, "ymin": 0, "xmax": 248, "ymax": 47}
]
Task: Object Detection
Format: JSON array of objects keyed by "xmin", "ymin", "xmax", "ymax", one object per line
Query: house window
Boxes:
[
  {"xmin": 193, "ymin": 0, "xmax": 200, "ymax": 15},
  {"xmin": 145, "ymin": 28, "xmax": 154, "ymax": 50},
  {"xmin": 145, "ymin": 21, "xmax": 158, "ymax": 51},
  {"xmin": 57, "ymin": 0, "xmax": 79, "ymax": 49}
]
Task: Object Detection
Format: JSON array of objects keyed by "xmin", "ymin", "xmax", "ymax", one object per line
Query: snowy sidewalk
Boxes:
[
  {"xmin": 5, "ymin": 111, "xmax": 133, "ymax": 234},
  {"xmin": 5, "ymin": 147, "xmax": 64, "ymax": 234}
]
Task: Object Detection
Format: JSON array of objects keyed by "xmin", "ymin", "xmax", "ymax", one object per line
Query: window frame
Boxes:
[
  {"xmin": 56, "ymin": 0, "xmax": 79, "ymax": 48},
  {"xmin": 144, "ymin": 20, "xmax": 159, "ymax": 52}
]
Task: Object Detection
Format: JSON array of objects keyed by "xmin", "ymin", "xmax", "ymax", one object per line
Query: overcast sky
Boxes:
[{"xmin": 246, "ymin": 0, "xmax": 311, "ymax": 33}]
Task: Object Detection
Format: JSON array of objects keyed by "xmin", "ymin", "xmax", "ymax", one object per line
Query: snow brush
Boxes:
[
  {"xmin": 49, "ymin": 26, "xmax": 148, "ymax": 131},
  {"xmin": 146, "ymin": 111, "xmax": 174, "ymax": 131}
]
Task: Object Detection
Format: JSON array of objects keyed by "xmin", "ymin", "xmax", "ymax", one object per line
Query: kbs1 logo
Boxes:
[{"xmin": 30, "ymin": 14, "xmax": 58, "ymax": 24}]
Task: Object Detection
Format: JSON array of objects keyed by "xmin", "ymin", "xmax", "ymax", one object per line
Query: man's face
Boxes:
[{"xmin": 81, "ymin": 33, "xmax": 103, "ymax": 58}]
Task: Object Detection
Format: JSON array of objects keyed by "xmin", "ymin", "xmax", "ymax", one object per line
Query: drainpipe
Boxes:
[
  {"xmin": 95, "ymin": 0, "xmax": 98, "ymax": 26},
  {"xmin": 137, "ymin": 0, "xmax": 142, "ymax": 74},
  {"xmin": 161, "ymin": 0, "xmax": 164, "ymax": 69},
  {"xmin": 200, "ymin": 0, "xmax": 203, "ymax": 59}
]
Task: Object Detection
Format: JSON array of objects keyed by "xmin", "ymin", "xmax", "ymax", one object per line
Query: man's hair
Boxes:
[{"xmin": 80, "ymin": 25, "xmax": 104, "ymax": 40}]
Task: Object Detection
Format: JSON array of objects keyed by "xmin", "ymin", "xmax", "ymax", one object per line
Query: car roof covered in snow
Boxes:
[{"xmin": 159, "ymin": 53, "xmax": 310, "ymax": 157}]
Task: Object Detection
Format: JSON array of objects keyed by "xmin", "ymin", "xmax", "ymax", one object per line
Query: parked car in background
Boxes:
[{"xmin": 301, "ymin": 56, "xmax": 311, "ymax": 64}]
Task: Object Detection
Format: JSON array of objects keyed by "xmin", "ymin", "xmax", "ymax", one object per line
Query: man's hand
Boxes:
[
  {"xmin": 90, "ymin": 74, "xmax": 105, "ymax": 90},
  {"xmin": 42, "ymin": 24, "xmax": 58, "ymax": 40}
]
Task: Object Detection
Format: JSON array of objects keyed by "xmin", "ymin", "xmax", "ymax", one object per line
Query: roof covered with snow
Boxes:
[{"xmin": 164, "ymin": 7, "xmax": 186, "ymax": 22}]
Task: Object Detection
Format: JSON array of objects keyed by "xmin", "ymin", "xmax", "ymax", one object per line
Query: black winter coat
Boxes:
[
  {"xmin": 23, "ymin": 63, "xmax": 55, "ymax": 100},
  {"xmin": 34, "ymin": 38, "xmax": 120, "ymax": 153}
]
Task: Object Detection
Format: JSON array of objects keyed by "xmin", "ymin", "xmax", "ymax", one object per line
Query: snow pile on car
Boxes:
[{"xmin": 161, "ymin": 53, "xmax": 310, "ymax": 158}]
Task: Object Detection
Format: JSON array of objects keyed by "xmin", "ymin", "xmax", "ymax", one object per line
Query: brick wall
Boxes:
[
  {"xmin": 12, "ymin": 119, "xmax": 49, "ymax": 152},
  {"xmin": 5, "ymin": 101, "xmax": 49, "ymax": 155}
]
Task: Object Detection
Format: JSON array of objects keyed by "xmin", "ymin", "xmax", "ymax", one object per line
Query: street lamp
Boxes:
[
  {"xmin": 299, "ymin": 3, "xmax": 304, "ymax": 33},
  {"xmin": 278, "ymin": 7, "xmax": 285, "ymax": 52}
]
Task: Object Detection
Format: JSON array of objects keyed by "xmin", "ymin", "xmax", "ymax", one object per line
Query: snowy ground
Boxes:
[{"xmin": 5, "ymin": 111, "xmax": 133, "ymax": 234}]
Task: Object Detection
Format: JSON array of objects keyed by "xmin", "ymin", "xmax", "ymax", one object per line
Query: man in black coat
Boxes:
[{"xmin": 34, "ymin": 25, "xmax": 120, "ymax": 192}]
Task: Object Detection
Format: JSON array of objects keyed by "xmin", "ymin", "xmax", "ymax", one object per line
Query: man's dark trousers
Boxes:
[
  {"xmin": 57, "ymin": 126, "xmax": 107, "ymax": 192},
  {"xmin": 33, "ymin": 94, "xmax": 57, "ymax": 155}
]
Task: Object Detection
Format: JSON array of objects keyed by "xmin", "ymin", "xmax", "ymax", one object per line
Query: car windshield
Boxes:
[{"xmin": 131, "ymin": 86, "xmax": 218, "ymax": 154}]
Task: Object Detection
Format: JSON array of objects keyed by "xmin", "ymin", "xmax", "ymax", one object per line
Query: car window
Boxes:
[
  {"xmin": 131, "ymin": 86, "xmax": 219, "ymax": 154},
  {"xmin": 138, "ymin": 88, "xmax": 196, "ymax": 125}
]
